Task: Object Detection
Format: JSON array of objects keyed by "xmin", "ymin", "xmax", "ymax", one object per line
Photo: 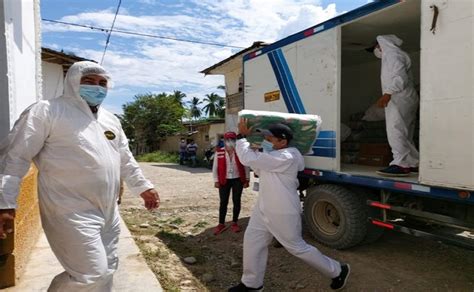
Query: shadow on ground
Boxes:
[
  {"xmin": 154, "ymin": 216, "xmax": 250, "ymax": 291},
  {"xmin": 148, "ymin": 218, "xmax": 474, "ymax": 291}
]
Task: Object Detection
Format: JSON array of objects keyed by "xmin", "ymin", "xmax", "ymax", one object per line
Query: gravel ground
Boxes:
[{"xmin": 120, "ymin": 162, "xmax": 474, "ymax": 292}]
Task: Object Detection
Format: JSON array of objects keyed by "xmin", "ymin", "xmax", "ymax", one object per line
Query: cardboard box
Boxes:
[
  {"xmin": 357, "ymin": 154, "xmax": 392, "ymax": 167},
  {"xmin": 359, "ymin": 143, "xmax": 392, "ymax": 156}
]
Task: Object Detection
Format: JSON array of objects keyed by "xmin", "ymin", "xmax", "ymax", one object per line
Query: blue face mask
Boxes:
[
  {"xmin": 261, "ymin": 140, "xmax": 274, "ymax": 153},
  {"xmin": 79, "ymin": 85, "xmax": 108, "ymax": 106}
]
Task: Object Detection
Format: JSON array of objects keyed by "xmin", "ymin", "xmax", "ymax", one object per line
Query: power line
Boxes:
[
  {"xmin": 101, "ymin": 0, "xmax": 122, "ymax": 64},
  {"xmin": 42, "ymin": 18, "xmax": 246, "ymax": 49}
]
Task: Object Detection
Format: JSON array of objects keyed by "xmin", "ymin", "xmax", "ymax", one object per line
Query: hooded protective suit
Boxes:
[
  {"xmin": 235, "ymin": 139, "xmax": 341, "ymax": 288},
  {"xmin": 0, "ymin": 61, "xmax": 154, "ymax": 291},
  {"xmin": 377, "ymin": 35, "xmax": 419, "ymax": 168}
]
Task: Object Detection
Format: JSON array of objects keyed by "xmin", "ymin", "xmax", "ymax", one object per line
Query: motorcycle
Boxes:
[{"xmin": 203, "ymin": 146, "xmax": 215, "ymax": 169}]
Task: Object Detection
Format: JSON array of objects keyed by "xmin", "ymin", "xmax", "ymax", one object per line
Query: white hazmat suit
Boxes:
[
  {"xmin": 0, "ymin": 61, "xmax": 154, "ymax": 291},
  {"xmin": 377, "ymin": 35, "xmax": 419, "ymax": 168},
  {"xmin": 235, "ymin": 139, "xmax": 341, "ymax": 288}
]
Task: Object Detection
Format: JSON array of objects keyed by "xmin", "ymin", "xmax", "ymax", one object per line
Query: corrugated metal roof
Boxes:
[{"xmin": 41, "ymin": 47, "xmax": 96, "ymax": 74}]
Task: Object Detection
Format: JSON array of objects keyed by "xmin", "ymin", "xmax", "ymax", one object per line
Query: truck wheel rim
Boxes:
[{"xmin": 312, "ymin": 200, "xmax": 340, "ymax": 236}]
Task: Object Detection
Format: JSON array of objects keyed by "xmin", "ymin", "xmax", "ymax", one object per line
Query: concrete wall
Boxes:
[
  {"xmin": 159, "ymin": 123, "xmax": 225, "ymax": 157},
  {"xmin": 3, "ymin": 0, "xmax": 39, "ymax": 131},
  {"xmin": 0, "ymin": 0, "xmax": 42, "ymax": 287},
  {"xmin": 224, "ymin": 68, "xmax": 243, "ymax": 132},
  {"xmin": 224, "ymin": 67, "xmax": 241, "ymax": 96},
  {"xmin": 42, "ymin": 61, "xmax": 64, "ymax": 99},
  {"xmin": 208, "ymin": 123, "xmax": 225, "ymax": 146},
  {"xmin": 0, "ymin": 0, "xmax": 10, "ymax": 140}
]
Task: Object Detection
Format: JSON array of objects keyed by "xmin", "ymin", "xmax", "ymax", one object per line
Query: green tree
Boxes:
[
  {"xmin": 202, "ymin": 93, "xmax": 223, "ymax": 117},
  {"xmin": 170, "ymin": 90, "xmax": 186, "ymax": 106},
  {"xmin": 120, "ymin": 93, "xmax": 185, "ymax": 153},
  {"xmin": 188, "ymin": 97, "xmax": 202, "ymax": 120}
]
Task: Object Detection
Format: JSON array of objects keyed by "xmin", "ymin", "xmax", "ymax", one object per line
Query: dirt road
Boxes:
[{"xmin": 120, "ymin": 162, "xmax": 474, "ymax": 291}]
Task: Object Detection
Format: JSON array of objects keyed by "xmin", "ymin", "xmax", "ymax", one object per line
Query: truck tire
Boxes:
[
  {"xmin": 357, "ymin": 206, "xmax": 385, "ymax": 244},
  {"xmin": 350, "ymin": 187, "xmax": 384, "ymax": 245},
  {"xmin": 304, "ymin": 184, "xmax": 367, "ymax": 249}
]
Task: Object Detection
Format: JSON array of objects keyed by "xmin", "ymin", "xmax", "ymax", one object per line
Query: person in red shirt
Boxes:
[{"xmin": 212, "ymin": 132, "xmax": 250, "ymax": 235}]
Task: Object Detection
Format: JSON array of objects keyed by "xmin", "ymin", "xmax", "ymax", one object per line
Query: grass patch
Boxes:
[
  {"xmin": 169, "ymin": 217, "xmax": 185, "ymax": 225},
  {"xmin": 193, "ymin": 221, "xmax": 208, "ymax": 228},
  {"xmin": 157, "ymin": 230, "xmax": 186, "ymax": 242},
  {"xmin": 151, "ymin": 264, "xmax": 181, "ymax": 292},
  {"xmin": 137, "ymin": 151, "xmax": 179, "ymax": 163}
]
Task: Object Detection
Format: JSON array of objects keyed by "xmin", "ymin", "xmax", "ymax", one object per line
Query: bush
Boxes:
[{"xmin": 137, "ymin": 151, "xmax": 179, "ymax": 163}]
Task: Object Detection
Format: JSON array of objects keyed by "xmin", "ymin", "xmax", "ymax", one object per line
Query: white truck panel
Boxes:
[
  {"xmin": 297, "ymin": 29, "xmax": 341, "ymax": 171},
  {"xmin": 244, "ymin": 28, "xmax": 341, "ymax": 171},
  {"xmin": 244, "ymin": 44, "xmax": 296, "ymax": 113},
  {"xmin": 420, "ymin": 0, "xmax": 474, "ymax": 190}
]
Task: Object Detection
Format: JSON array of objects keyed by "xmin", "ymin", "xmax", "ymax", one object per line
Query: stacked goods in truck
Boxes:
[
  {"xmin": 341, "ymin": 111, "xmax": 392, "ymax": 165},
  {"xmin": 357, "ymin": 143, "xmax": 393, "ymax": 167},
  {"xmin": 238, "ymin": 110, "xmax": 321, "ymax": 155}
]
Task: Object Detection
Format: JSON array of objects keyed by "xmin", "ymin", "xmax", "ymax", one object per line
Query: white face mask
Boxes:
[
  {"xmin": 225, "ymin": 140, "xmax": 236, "ymax": 148},
  {"xmin": 373, "ymin": 47, "xmax": 382, "ymax": 59}
]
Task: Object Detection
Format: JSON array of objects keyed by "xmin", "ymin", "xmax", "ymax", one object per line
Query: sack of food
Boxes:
[
  {"xmin": 238, "ymin": 109, "xmax": 322, "ymax": 154},
  {"xmin": 362, "ymin": 103, "xmax": 385, "ymax": 121}
]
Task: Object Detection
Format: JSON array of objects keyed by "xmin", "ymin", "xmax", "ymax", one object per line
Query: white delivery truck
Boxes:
[{"xmin": 243, "ymin": 0, "xmax": 473, "ymax": 249}]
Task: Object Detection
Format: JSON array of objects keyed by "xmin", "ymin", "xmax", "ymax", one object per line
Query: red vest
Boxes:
[{"xmin": 216, "ymin": 148, "xmax": 247, "ymax": 186}]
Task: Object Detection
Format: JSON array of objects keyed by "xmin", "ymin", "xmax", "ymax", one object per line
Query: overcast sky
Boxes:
[{"xmin": 41, "ymin": 0, "xmax": 372, "ymax": 114}]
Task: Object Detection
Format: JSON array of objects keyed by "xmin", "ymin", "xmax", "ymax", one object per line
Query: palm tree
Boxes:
[
  {"xmin": 188, "ymin": 97, "xmax": 202, "ymax": 120},
  {"xmin": 171, "ymin": 90, "xmax": 186, "ymax": 106},
  {"xmin": 202, "ymin": 93, "xmax": 223, "ymax": 117}
]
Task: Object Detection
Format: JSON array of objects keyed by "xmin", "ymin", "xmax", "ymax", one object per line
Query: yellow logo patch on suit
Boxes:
[{"xmin": 104, "ymin": 131, "xmax": 116, "ymax": 140}]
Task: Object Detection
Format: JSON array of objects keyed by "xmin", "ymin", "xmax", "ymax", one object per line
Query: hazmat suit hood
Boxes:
[
  {"xmin": 377, "ymin": 35, "xmax": 403, "ymax": 51},
  {"xmin": 376, "ymin": 35, "xmax": 408, "ymax": 61},
  {"xmin": 63, "ymin": 61, "xmax": 111, "ymax": 101}
]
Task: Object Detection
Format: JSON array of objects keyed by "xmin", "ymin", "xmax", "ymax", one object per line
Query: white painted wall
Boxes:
[
  {"xmin": 224, "ymin": 68, "xmax": 241, "ymax": 96},
  {"xmin": 208, "ymin": 123, "xmax": 225, "ymax": 145},
  {"xmin": 225, "ymin": 113, "xmax": 238, "ymax": 132},
  {"xmin": 42, "ymin": 61, "xmax": 64, "ymax": 99},
  {"xmin": 224, "ymin": 66, "xmax": 243, "ymax": 132},
  {"xmin": 3, "ymin": 0, "xmax": 39, "ymax": 129}
]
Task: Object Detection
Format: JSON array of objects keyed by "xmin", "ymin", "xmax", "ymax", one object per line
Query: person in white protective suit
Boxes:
[
  {"xmin": 228, "ymin": 121, "xmax": 350, "ymax": 292},
  {"xmin": 373, "ymin": 35, "xmax": 420, "ymax": 177},
  {"xmin": 0, "ymin": 61, "xmax": 160, "ymax": 291}
]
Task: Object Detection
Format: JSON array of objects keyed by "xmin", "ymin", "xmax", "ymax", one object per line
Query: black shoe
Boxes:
[
  {"xmin": 376, "ymin": 165, "xmax": 410, "ymax": 177},
  {"xmin": 228, "ymin": 282, "xmax": 264, "ymax": 292},
  {"xmin": 410, "ymin": 167, "xmax": 419, "ymax": 173},
  {"xmin": 330, "ymin": 263, "xmax": 350, "ymax": 290}
]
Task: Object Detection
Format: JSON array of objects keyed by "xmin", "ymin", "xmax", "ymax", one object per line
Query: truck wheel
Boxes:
[
  {"xmin": 360, "ymin": 202, "xmax": 385, "ymax": 244},
  {"xmin": 304, "ymin": 184, "xmax": 366, "ymax": 249}
]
